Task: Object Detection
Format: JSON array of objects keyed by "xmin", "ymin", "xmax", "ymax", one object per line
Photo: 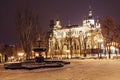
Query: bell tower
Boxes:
[{"xmin": 88, "ymin": 5, "xmax": 93, "ymax": 19}]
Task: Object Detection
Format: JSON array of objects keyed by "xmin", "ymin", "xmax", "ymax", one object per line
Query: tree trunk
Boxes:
[
  {"xmin": 78, "ymin": 37, "xmax": 82, "ymax": 57},
  {"xmin": 108, "ymin": 45, "xmax": 111, "ymax": 59},
  {"xmin": 70, "ymin": 38, "xmax": 72, "ymax": 58}
]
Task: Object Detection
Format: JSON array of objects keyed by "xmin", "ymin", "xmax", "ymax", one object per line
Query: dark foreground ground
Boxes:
[{"xmin": 0, "ymin": 59, "xmax": 120, "ymax": 80}]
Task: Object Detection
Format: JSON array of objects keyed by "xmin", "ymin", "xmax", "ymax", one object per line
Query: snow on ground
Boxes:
[{"xmin": 1, "ymin": 59, "xmax": 120, "ymax": 80}]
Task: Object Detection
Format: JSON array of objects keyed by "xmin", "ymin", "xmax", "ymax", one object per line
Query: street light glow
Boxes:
[{"xmin": 18, "ymin": 52, "xmax": 24, "ymax": 57}]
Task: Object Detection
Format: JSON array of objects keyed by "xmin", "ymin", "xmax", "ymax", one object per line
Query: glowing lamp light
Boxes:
[
  {"xmin": 35, "ymin": 53, "xmax": 39, "ymax": 57},
  {"xmin": 98, "ymin": 39, "xmax": 103, "ymax": 43},
  {"xmin": 65, "ymin": 50, "xmax": 70, "ymax": 53},
  {"xmin": 110, "ymin": 46, "xmax": 115, "ymax": 50},
  {"xmin": 18, "ymin": 52, "xmax": 24, "ymax": 57},
  {"xmin": 87, "ymin": 33, "xmax": 91, "ymax": 36},
  {"xmin": 11, "ymin": 56, "xmax": 14, "ymax": 59}
]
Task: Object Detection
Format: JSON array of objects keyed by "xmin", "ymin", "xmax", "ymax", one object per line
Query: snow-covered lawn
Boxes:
[{"xmin": 0, "ymin": 59, "xmax": 120, "ymax": 80}]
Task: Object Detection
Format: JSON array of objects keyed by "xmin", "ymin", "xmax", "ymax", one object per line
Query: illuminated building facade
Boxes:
[{"xmin": 48, "ymin": 7, "xmax": 104, "ymax": 58}]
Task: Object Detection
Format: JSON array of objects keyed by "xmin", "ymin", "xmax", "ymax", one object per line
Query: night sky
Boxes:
[{"xmin": 0, "ymin": 0, "xmax": 120, "ymax": 44}]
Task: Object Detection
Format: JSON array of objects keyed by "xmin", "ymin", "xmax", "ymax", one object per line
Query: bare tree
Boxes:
[
  {"xmin": 16, "ymin": 8, "xmax": 40, "ymax": 60},
  {"xmin": 66, "ymin": 29, "xmax": 73, "ymax": 58},
  {"xmin": 113, "ymin": 24, "xmax": 120, "ymax": 55},
  {"xmin": 101, "ymin": 16, "xmax": 117, "ymax": 59},
  {"xmin": 40, "ymin": 32, "xmax": 50, "ymax": 58},
  {"xmin": 78, "ymin": 31, "xmax": 82, "ymax": 57}
]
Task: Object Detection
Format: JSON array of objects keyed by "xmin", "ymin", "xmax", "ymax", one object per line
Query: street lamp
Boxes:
[
  {"xmin": 18, "ymin": 52, "xmax": 24, "ymax": 61},
  {"xmin": 18, "ymin": 52, "xmax": 24, "ymax": 57}
]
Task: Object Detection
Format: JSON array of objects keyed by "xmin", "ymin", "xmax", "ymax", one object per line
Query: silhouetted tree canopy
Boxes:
[{"xmin": 16, "ymin": 7, "xmax": 40, "ymax": 59}]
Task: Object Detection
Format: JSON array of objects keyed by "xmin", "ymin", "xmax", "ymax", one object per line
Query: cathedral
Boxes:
[{"xmin": 48, "ymin": 7, "xmax": 104, "ymax": 58}]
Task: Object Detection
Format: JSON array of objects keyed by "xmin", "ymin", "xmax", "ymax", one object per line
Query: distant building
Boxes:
[
  {"xmin": 48, "ymin": 7, "xmax": 104, "ymax": 58},
  {"xmin": 0, "ymin": 43, "xmax": 5, "ymax": 62}
]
